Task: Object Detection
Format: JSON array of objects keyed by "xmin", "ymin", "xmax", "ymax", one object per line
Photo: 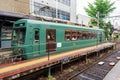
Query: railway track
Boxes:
[
  {"xmin": 54, "ymin": 42, "xmax": 120, "ymax": 80},
  {"xmin": 69, "ymin": 50, "xmax": 120, "ymax": 80}
]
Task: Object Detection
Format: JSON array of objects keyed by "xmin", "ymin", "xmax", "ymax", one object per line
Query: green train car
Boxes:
[{"xmin": 12, "ymin": 19, "xmax": 105, "ymax": 59}]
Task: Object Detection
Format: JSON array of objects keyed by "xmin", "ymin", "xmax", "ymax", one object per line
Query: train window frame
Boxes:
[
  {"xmin": 34, "ymin": 30, "xmax": 40, "ymax": 43},
  {"xmin": 71, "ymin": 30, "xmax": 78, "ymax": 41},
  {"xmin": 88, "ymin": 32, "xmax": 91, "ymax": 39},
  {"xmin": 87, "ymin": 32, "xmax": 97, "ymax": 40},
  {"xmin": 15, "ymin": 23, "xmax": 25, "ymax": 27},
  {"xmin": 88, "ymin": 31, "xmax": 92, "ymax": 39},
  {"xmin": 99, "ymin": 32, "xmax": 102, "ymax": 42},
  {"xmin": 46, "ymin": 29, "xmax": 56, "ymax": 42},
  {"xmin": 93, "ymin": 32, "xmax": 97, "ymax": 39},
  {"xmin": 65, "ymin": 30, "xmax": 71, "ymax": 41},
  {"xmin": 12, "ymin": 28, "xmax": 26, "ymax": 44},
  {"xmin": 92, "ymin": 32, "xmax": 95, "ymax": 39},
  {"xmin": 82, "ymin": 31, "xmax": 86, "ymax": 40}
]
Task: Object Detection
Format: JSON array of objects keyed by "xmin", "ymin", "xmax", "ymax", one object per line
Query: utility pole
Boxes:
[
  {"xmin": 48, "ymin": 40, "xmax": 51, "ymax": 80},
  {"xmin": 96, "ymin": 11, "xmax": 100, "ymax": 56}
]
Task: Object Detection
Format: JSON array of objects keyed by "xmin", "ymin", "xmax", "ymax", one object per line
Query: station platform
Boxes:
[
  {"xmin": 103, "ymin": 54, "xmax": 120, "ymax": 80},
  {"xmin": 0, "ymin": 51, "xmax": 12, "ymax": 55},
  {"xmin": 0, "ymin": 42, "xmax": 115, "ymax": 79}
]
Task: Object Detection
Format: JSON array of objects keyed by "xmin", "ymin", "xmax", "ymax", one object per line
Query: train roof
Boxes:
[{"xmin": 14, "ymin": 19, "xmax": 104, "ymax": 31}]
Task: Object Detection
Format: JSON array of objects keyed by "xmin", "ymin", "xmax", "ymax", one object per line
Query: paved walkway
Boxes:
[{"xmin": 104, "ymin": 53, "xmax": 120, "ymax": 80}]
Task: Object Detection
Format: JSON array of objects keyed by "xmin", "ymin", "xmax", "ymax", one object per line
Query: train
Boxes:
[{"xmin": 11, "ymin": 19, "xmax": 105, "ymax": 60}]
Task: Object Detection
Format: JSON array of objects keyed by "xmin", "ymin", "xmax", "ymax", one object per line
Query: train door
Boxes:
[
  {"xmin": 33, "ymin": 29, "xmax": 40, "ymax": 55},
  {"xmin": 46, "ymin": 29, "xmax": 56, "ymax": 52}
]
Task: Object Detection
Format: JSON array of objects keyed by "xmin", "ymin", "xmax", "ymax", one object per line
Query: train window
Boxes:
[
  {"xmin": 78, "ymin": 31, "xmax": 83, "ymax": 40},
  {"xmin": 88, "ymin": 32, "xmax": 92, "ymax": 39},
  {"xmin": 86, "ymin": 32, "xmax": 89, "ymax": 39},
  {"xmin": 47, "ymin": 29, "xmax": 56, "ymax": 41},
  {"xmin": 34, "ymin": 30, "xmax": 39, "ymax": 42},
  {"xmin": 90, "ymin": 32, "xmax": 92, "ymax": 39},
  {"xmin": 92, "ymin": 32, "xmax": 95, "ymax": 39},
  {"xmin": 15, "ymin": 23, "xmax": 25, "ymax": 27},
  {"xmin": 96, "ymin": 33, "xmax": 97, "ymax": 38},
  {"xmin": 94, "ymin": 32, "xmax": 97, "ymax": 39},
  {"xmin": 12, "ymin": 28, "xmax": 26, "ymax": 44},
  {"xmin": 99, "ymin": 32, "xmax": 102, "ymax": 42},
  {"xmin": 91, "ymin": 33, "xmax": 94, "ymax": 39},
  {"xmin": 65, "ymin": 30, "xmax": 97, "ymax": 41},
  {"xmin": 65, "ymin": 30, "xmax": 71, "ymax": 41},
  {"xmin": 72, "ymin": 30, "xmax": 78, "ymax": 40},
  {"xmin": 82, "ymin": 31, "xmax": 86, "ymax": 40},
  {"xmin": 87, "ymin": 32, "xmax": 96, "ymax": 39}
]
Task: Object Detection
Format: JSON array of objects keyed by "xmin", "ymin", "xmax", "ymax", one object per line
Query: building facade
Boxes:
[
  {"xmin": 0, "ymin": 0, "xmax": 30, "ymax": 48},
  {"xmin": 0, "ymin": 0, "xmax": 30, "ymax": 15},
  {"xmin": 30, "ymin": 0, "xmax": 76, "ymax": 22},
  {"xmin": 0, "ymin": 0, "xmax": 77, "ymax": 48},
  {"xmin": 105, "ymin": 16, "xmax": 120, "ymax": 30},
  {"xmin": 77, "ymin": 14, "xmax": 90, "ymax": 27}
]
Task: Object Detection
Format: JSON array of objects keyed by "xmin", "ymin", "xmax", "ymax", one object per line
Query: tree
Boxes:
[
  {"xmin": 104, "ymin": 21, "xmax": 113, "ymax": 40},
  {"xmin": 84, "ymin": 0, "xmax": 116, "ymax": 40},
  {"xmin": 84, "ymin": 0, "xmax": 116, "ymax": 28}
]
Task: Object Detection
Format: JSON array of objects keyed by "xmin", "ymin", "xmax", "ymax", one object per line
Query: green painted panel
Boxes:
[{"xmin": 12, "ymin": 19, "xmax": 105, "ymax": 59}]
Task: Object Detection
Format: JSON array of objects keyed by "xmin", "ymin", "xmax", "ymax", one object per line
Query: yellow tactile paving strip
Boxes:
[
  {"xmin": 0, "ymin": 51, "xmax": 12, "ymax": 55},
  {"xmin": 0, "ymin": 43, "xmax": 115, "ymax": 74}
]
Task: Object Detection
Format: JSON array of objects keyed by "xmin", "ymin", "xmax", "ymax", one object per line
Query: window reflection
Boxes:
[
  {"xmin": 12, "ymin": 28, "xmax": 26, "ymax": 44},
  {"xmin": 65, "ymin": 30, "xmax": 97, "ymax": 41},
  {"xmin": 34, "ymin": 2, "xmax": 70, "ymax": 20}
]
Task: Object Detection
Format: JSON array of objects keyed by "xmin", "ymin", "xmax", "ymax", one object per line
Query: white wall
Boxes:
[
  {"xmin": 30, "ymin": 0, "xmax": 77, "ymax": 22},
  {"xmin": 105, "ymin": 17, "xmax": 120, "ymax": 30},
  {"xmin": 70, "ymin": 0, "xmax": 77, "ymax": 22},
  {"xmin": 77, "ymin": 14, "xmax": 90, "ymax": 26}
]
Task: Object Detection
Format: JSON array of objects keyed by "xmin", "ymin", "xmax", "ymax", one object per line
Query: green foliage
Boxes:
[
  {"xmin": 85, "ymin": 0, "xmax": 116, "ymax": 19},
  {"xmin": 114, "ymin": 33, "xmax": 120, "ymax": 41},
  {"xmin": 85, "ymin": 0, "xmax": 116, "ymax": 27},
  {"xmin": 84, "ymin": 0, "xmax": 116, "ymax": 40},
  {"xmin": 103, "ymin": 22, "xmax": 112, "ymax": 40}
]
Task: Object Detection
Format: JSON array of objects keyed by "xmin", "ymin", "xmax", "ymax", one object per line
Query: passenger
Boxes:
[
  {"xmin": 66, "ymin": 37, "xmax": 70, "ymax": 41},
  {"xmin": 72, "ymin": 37, "xmax": 77, "ymax": 40}
]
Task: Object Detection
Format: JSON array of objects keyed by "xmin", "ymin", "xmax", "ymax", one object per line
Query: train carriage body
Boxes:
[{"xmin": 12, "ymin": 19, "xmax": 105, "ymax": 59}]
